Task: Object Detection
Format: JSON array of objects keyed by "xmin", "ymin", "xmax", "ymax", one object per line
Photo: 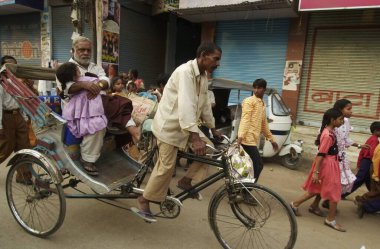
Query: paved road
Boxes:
[{"xmin": 0, "ymin": 158, "xmax": 378, "ymax": 249}]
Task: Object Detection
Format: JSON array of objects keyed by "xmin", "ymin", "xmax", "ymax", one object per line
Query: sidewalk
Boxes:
[{"xmin": 291, "ymin": 125, "xmax": 370, "ymax": 166}]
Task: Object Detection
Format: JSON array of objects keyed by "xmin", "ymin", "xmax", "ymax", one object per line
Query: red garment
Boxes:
[
  {"xmin": 356, "ymin": 135, "xmax": 379, "ymax": 168},
  {"xmin": 101, "ymin": 94, "xmax": 133, "ymax": 129},
  {"xmin": 303, "ymin": 128, "xmax": 341, "ymax": 202}
]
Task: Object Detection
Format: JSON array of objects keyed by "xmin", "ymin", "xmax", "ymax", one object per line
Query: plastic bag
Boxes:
[{"xmin": 228, "ymin": 144, "xmax": 254, "ymax": 179}]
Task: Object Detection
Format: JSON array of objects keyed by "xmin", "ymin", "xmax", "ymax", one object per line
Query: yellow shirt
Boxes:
[
  {"xmin": 152, "ymin": 59, "xmax": 215, "ymax": 149},
  {"xmin": 372, "ymin": 144, "xmax": 380, "ymax": 182},
  {"xmin": 238, "ymin": 95, "xmax": 274, "ymax": 146}
]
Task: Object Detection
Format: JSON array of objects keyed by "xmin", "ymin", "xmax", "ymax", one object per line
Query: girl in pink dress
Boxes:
[
  {"xmin": 290, "ymin": 108, "xmax": 346, "ymax": 232},
  {"xmin": 321, "ymin": 99, "xmax": 371, "ymax": 208}
]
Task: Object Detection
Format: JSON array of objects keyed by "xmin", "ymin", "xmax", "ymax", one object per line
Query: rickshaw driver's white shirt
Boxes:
[{"xmin": 151, "ymin": 59, "xmax": 215, "ymax": 149}]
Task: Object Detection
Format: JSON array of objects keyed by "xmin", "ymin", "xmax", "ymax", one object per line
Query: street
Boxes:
[{"xmin": 0, "ymin": 158, "xmax": 378, "ymax": 249}]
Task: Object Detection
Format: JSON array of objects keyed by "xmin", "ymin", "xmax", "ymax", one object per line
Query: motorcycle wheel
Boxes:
[{"xmin": 281, "ymin": 153, "xmax": 301, "ymax": 170}]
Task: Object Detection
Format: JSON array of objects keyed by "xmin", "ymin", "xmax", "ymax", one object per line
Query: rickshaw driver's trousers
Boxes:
[
  {"xmin": 143, "ymin": 137, "xmax": 212, "ymax": 202},
  {"xmin": 80, "ymin": 128, "xmax": 106, "ymax": 163}
]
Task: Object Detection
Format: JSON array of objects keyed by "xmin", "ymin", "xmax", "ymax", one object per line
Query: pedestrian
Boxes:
[
  {"xmin": 0, "ymin": 55, "xmax": 32, "ymax": 185},
  {"xmin": 56, "ymin": 36, "xmax": 109, "ymax": 176},
  {"xmin": 321, "ymin": 99, "xmax": 370, "ymax": 209},
  {"xmin": 343, "ymin": 121, "xmax": 380, "ymax": 199},
  {"xmin": 236, "ymin": 78, "xmax": 279, "ymax": 181},
  {"xmin": 355, "ymin": 142, "xmax": 380, "ymax": 218},
  {"xmin": 132, "ymin": 42, "xmax": 222, "ymax": 222},
  {"xmin": 290, "ymin": 108, "xmax": 346, "ymax": 232}
]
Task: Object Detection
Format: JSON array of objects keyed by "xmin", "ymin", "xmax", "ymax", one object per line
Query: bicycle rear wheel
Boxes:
[
  {"xmin": 209, "ymin": 182, "xmax": 297, "ymax": 249},
  {"xmin": 6, "ymin": 157, "xmax": 66, "ymax": 237}
]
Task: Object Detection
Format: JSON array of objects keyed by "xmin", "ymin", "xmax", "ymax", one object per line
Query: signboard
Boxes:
[
  {"xmin": 299, "ymin": 0, "xmax": 380, "ymax": 11},
  {"xmin": 282, "ymin": 60, "xmax": 302, "ymax": 91},
  {"xmin": 152, "ymin": 0, "xmax": 179, "ymax": 15}
]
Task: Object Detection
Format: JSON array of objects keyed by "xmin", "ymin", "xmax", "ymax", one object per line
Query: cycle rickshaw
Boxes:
[{"xmin": 0, "ymin": 63, "xmax": 297, "ymax": 249}]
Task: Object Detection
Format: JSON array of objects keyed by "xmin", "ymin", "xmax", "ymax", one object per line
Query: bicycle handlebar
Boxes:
[{"xmin": 205, "ymin": 135, "xmax": 231, "ymax": 157}]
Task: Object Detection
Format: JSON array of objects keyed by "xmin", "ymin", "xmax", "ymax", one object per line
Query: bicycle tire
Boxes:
[
  {"xmin": 208, "ymin": 182, "xmax": 297, "ymax": 249},
  {"xmin": 6, "ymin": 157, "xmax": 66, "ymax": 237}
]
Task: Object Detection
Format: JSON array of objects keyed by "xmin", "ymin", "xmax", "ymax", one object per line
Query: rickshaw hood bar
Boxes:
[{"xmin": 1, "ymin": 63, "xmax": 57, "ymax": 81}]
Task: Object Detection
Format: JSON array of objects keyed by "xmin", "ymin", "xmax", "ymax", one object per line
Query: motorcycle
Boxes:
[{"xmin": 211, "ymin": 78, "xmax": 303, "ymax": 169}]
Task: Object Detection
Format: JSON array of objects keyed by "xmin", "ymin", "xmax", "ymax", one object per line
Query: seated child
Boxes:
[{"xmin": 56, "ymin": 62, "xmax": 140, "ymax": 144}]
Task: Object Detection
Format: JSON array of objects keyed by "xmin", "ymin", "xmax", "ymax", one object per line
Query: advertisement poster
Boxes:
[
  {"xmin": 102, "ymin": 0, "xmax": 120, "ymax": 78},
  {"xmin": 282, "ymin": 60, "xmax": 302, "ymax": 91}
]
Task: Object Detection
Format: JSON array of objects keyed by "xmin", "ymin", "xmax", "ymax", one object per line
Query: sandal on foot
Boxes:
[
  {"xmin": 290, "ymin": 202, "xmax": 301, "ymax": 216},
  {"xmin": 80, "ymin": 159, "xmax": 99, "ymax": 176},
  {"xmin": 130, "ymin": 207, "xmax": 157, "ymax": 223},
  {"xmin": 308, "ymin": 206, "xmax": 327, "ymax": 217},
  {"xmin": 324, "ymin": 219, "xmax": 346, "ymax": 232}
]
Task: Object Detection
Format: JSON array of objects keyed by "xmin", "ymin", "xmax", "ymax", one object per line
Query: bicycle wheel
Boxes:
[
  {"xmin": 209, "ymin": 182, "xmax": 297, "ymax": 249},
  {"xmin": 6, "ymin": 157, "xmax": 66, "ymax": 237}
]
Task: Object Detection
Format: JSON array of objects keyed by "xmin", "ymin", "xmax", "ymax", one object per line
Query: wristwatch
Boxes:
[{"xmin": 98, "ymin": 82, "xmax": 104, "ymax": 89}]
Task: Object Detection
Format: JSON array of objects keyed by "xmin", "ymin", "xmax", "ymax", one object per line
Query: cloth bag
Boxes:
[
  {"xmin": 128, "ymin": 94, "xmax": 157, "ymax": 126},
  {"xmin": 227, "ymin": 144, "xmax": 254, "ymax": 179}
]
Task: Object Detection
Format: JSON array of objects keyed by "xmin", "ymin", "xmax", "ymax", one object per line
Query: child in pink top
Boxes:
[{"xmin": 290, "ymin": 108, "xmax": 346, "ymax": 232}]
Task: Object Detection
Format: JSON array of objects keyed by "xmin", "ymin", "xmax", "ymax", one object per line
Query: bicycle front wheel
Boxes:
[
  {"xmin": 6, "ymin": 157, "xmax": 66, "ymax": 237},
  {"xmin": 209, "ymin": 182, "xmax": 297, "ymax": 249}
]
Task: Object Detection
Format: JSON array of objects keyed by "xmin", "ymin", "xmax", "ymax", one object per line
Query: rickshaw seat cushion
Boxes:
[{"xmin": 62, "ymin": 124, "xmax": 83, "ymax": 145}]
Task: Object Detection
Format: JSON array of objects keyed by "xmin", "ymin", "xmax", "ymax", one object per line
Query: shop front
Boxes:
[{"xmin": 296, "ymin": 9, "xmax": 380, "ymax": 132}]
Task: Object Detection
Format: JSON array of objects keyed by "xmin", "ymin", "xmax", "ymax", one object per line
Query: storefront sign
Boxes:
[
  {"xmin": 152, "ymin": 0, "xmax": 179, "ymax": 15},
  {"xmin": 299, "ymin": 0, "xmax": 380, "ymax": 11},
  {"xmin": 1, "ymin": 41, "xmax": 39, "ymax": 60},
  {"xmin": 282, "ymin": 60, "xmax": 302, "ymax": 91}
]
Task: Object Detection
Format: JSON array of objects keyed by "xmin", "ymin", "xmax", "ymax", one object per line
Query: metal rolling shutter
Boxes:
[
  {"xmin": 118, "ymin": 6, "xmax": 166, "ymax": 87},
  {"xmin": 296, "ymin": 10, "xmax": 380, "ymax": 133},
  {"xmin": 0, "ymin": 13, "xmax": 41, "ymax": 66},
  {"xmin": 214, "ymin": 19, "xmax": 289, "ymax": 104},
  {"xmin": 51, "ymin": 6, "xmax": 94, "ymax": 63}
]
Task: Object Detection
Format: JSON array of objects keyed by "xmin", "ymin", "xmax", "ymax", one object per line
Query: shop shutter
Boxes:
[
  {"xmin": 214, "ymin": 19, "xmax": 289, "ymax": 104},
  {"xmin": 296, "ymin": 10, "xmax": 380, "ymax": 133},
  {"xmin": 119, "ymin": 6, "xmax": 166, "ymax": 87},
  {"xmin": 0, "ymin": 13, "xmax": 41, "ymax": 66},
  {"xmin": 51, "ymin": 6, "xmax": 94, "ymax": 63}
]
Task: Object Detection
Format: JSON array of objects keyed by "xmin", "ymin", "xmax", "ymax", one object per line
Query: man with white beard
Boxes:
[{"xmin": 57, "ymin": 36, "xmax": 109, "ymax": 175}]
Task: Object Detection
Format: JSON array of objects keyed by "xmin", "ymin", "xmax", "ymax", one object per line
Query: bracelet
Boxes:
[{"xmin": 358, "ymin": 144, "xmax": 361, "ymax": 149}]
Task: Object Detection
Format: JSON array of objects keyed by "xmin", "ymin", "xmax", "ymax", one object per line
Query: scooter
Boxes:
[{"xmin": 212, "ymin": 78, "xmax": 303, "ymax": 170}]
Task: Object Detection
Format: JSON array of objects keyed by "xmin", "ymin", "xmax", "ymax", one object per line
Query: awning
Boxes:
[
  {"xmin": 299, "ymin": 0, "xmax": 380, "ymax": 11},
  {"xmin": 174, "ymin": 0, "xmax": 297, "ymax": 23},
  {"xmin": 0, "ymin": 0, "xmax": 44, "ymax": 15}
]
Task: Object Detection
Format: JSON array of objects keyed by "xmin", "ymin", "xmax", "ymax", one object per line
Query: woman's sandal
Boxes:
[
  {"xmin": 80, "ymin": 158, "xmax": 99, "ymax": 176},
  {"xmin": 290, "ymin": 202, "xmax": 301, "ymax": 216},
  {"xmin": 324, "ymin": 219, "xmax": 346, "ymax": 232},
  {"xmin": 308, "ymin": 206, "xmax": 327, "ymax": 217}
]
